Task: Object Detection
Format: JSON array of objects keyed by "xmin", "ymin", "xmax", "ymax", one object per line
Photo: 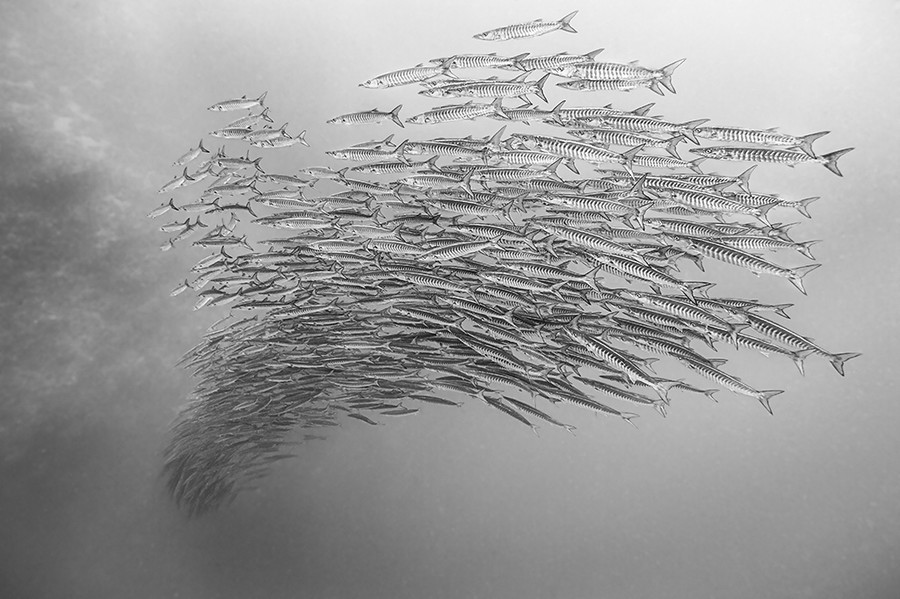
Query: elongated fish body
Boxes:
[
  {"xmin": 350, "ymin": 160, "xmax": 423, "ymax": 174},
  {"xmin": 557, "ymin": 102, "xmax": 656, "ymax": 122},
  {"xmin": 693, "ymin": 127, "xmax": 829, "ymax": 156},
  {"xmin": 557, "ymin": 78, "xmax": 663, "ymax": 95},
  {"xmin": 327, "ymin": 105, "xmax": 404, "ymax": 128},
  {"xmin": 158, "ymin": 168, "xmax": 194, "ymax": 193},
  {"xmin": 631, "ymin": 154, "xmax": 703, "ymax": 173},
  {"xmin": 685, "ymin": 238, "xmax": 820, "ymax": 294},
  {"xmin": 420, "ymin": 74, "xmax": 551, "ymax": 104},
  {"xmin": 438, "ymin": 53, "xmax": 524, "ymax": 69},
  {"xmin": 360, "ymin": 64, "xmax": 449, "ymax": 88},
  {"xmin": 173, "ymin": 139, "xmax": 210, "ymax": 167},
  {"xmin": 243, "ymin": 123, "xmax": 290, "ymax": 143},
  {"xmin": 209, "ymin": 126, "xmax": 252, "ymax": 139},
  {"xmin": 207, "ymin": 92, "xmax": 267, "ymax": 112},
  {"xmin": 689, "ymin": 146, "xmax": 853, "ymax": 176},
  {"xmin": 682, "ymin": 357, "xmax": 782, "ymax": 414},
  {"xmin": 327, "ymin": 143, "xmax": 407, "ymax": 162},
  {"xmin": 407, "ymin": 99, "xmax": 505, "ymax": 125},
  {"xmin": 225, "ymin": 108, "xmax": 273, "ymax": 129},
  {"xmin": 256, "ymin": 131, "xmax": 309, "ymax": 148},
  {"xmin": 489, "ymin": 100, "xmax": 564, "ymax": 125},
  {"xmin": 664, "ymin": 188, "xmax": 770, "ymax": 221},
  {"xmin": 474, "ymin": 11, "xmax": 578, "ymax": 41},
  {"xmin": 516, "ymin": 48, "xmax": 604, "ymax": 72},
  {"xmin": 580, "ymin": 115, "xmax": 710, "ymax": 144},
  {"xmin": 719, "ymin": 236, "xmax": 820, "ymax": 260},
  {"xmin": 487, "ymin": 150, "xmax": 565, "ymax": 167},
  {"xmin": 569, "ymin": 129, "xmax": 683, "ymax": 158},
  {"xmin": 557, "ymin": 62, "xmax": 656, "ymax": 80}
]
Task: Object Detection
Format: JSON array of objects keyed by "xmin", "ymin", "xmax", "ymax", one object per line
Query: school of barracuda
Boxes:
[{"xmin": 151, "ymin": 11, "xmax": 859, "ymax": 516}]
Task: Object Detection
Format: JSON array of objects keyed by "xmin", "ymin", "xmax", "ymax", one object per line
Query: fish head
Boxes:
[
  {"xmin": 688, "ymin": 147, "xmax": 728, "ymax": 159},
  {"xmin": 418, "ymin": 88, "xmax": 449, "ymax": 98},
  {"xmin": 473, "ymin": 30, "xmax": 500, "ymax": 41},
  {"xmin": 359, "ymin": 79, "xmax": 385, "ymax": 89}
]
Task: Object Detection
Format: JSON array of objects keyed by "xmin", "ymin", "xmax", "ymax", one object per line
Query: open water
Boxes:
[{"xmin": 1, "ymin": 1, "xmax": 898, "ymax": 598}]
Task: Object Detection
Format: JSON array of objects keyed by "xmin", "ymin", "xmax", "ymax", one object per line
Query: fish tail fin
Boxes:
[
  {"xmin": 821, "ymin": 147, "xmax": 853, "ymax": 176},
  {"xmin": 394, "ymin": 139, "xmax": 410, "ymax": 161},
  {"xmin": 787, "ymin": 263, "xmax": 821, "ymax": 295},
  {"xmin": 487, "ymin": 125, "xmax": 507, "ymax": 151},
  {"xmin": 502, "ymin": 199, "xmax": 517, "ymax": 225},
  {"xmin": 549, "ymin": 99, "xmax": 566, "ymax": 125},
  {"xmin": 583, "ymin": 264, "xmax": 603, "ymax": 292},
  {"xmin": 797, "ymin": 130, "xmax": 829, "ymax": 157},
  {"xmin": 652, "ymin": 379, "xmax": 682, "ymax": 404},
  {"xmin": 558, "ymin": 10, "xmax": 578, "ymax": 33},
  {"xmin": 501, "ymin": 307, "xmax": 517, "ymax": 326},
  {"xmin": 688, "ymin": 157, "xmax": 705, "ymax": 174},
  {"xmin": 757, "ymin": 304, "xmax": 788, "ymax": 320},
  {"xmin": 425, "ymin": 155, "xmax": 442, "ymax": 173},
  {"xmin": 728, "ymin": 322, "xmax": 751, "ymax": 347},
  {"xmin": 620, "ymin": 143, "xmax": 644, "ymax": 173},
  {"xmin": 585, "ymin": 47, "xmax": 604, "ymax": 60},
  {"xmin": 681, "ymin": 280, "xmax": 714, "ymax": 304},
  {"xmin": 648, "ymin": 80, "xmax": 665, "ymax": 96},
  {"xmin": 257, "ymin": 91, "xmax": 268, "ymax": 106},
  {"xmin": 791, "ymin": 348, "xmax": 815, "ymax": 376},
  {"xmin": 390, "ymin": 104, "xmax": 404, "ymax": 128},
  {"xmin": 702, "ymin": 388, "xmax": 719, "ymax": 403},
  {"xmin": 828, "ymin": 351, "xmax": 861, "ymax": 376},
  {"xmin": 632, "ymin": 102, "xmax": 655, "ymax": 116},
  {"xmin": 533, "ymin": 73, "xmax": 550, "ymax": 103},
  {"xmin": 665, "ymin": 134, "xmax": 684, "ymax": 159},
  {"xmin": 789, "ymin": 196, "xmax": 819, "ymax": 219},
  {"xmin": 756, "ymin": 389, "xmax": 783, "ymax": 415},
  {"xmin": 296, "ymin": 129, "xmax": 309, "ymax": 147},
  {"xmin": 198, "ymin": 139, "xmax": 209, "ymax": 153},
  {"xmin": 544, "ymin": 157, "xmax": 565, "ymax": 181},
  {"xmin": 795, "ymin": 239, "xmax": 821, "ymax": 260},
  {"xmin": 490, "ymin": 97, "xmax": 508, "ymax": 119},
  {"xmin": 656, "ymin": 58, "xmax": 686, "ymax": 94},
  {"xmin": 509, "ymin": 52, "xmax": 530, "ymax": 67},
  {"xmin": 620, "ymin": 412, "xmax": 639, "ymax": 428},
  {"xmin": 677, "ymin": 119, "xmax": 709, "ymax": 144},
  {"xmin": 252, "ymin": 157, "xmax": 264, "ymax": 172}
]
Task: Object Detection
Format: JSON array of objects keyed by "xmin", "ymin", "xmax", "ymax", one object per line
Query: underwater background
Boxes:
[{"xmin": 1, "ymin": 1, "xmax": 898, "ymax": 598}]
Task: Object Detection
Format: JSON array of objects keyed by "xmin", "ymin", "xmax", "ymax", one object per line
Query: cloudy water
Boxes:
[{"xmin": 1, "ymin": 1, "xmax": 898, "ymax": 598}]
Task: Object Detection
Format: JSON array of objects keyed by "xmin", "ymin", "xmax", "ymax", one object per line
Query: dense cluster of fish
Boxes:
[{"xmin": 152, "ymin": 11, "xmax": 859, "ymax": 516}]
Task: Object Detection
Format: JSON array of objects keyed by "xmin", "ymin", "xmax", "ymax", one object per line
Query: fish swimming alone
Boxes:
[{"xmin": 473, "ymin": 11, "xmax": 579, "ymax": 41}]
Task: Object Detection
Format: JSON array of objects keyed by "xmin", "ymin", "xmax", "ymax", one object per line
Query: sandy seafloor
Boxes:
[{"xmin": 1, "ymin": 1, "xmax": 898, "ymax": 598}]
